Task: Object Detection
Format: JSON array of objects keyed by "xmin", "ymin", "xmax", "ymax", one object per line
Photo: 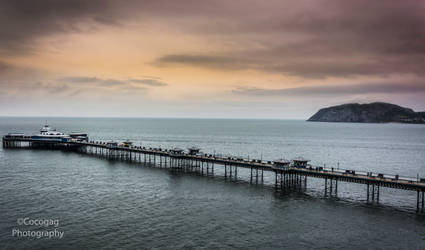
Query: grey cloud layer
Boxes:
[
  {"xmin": 233, "ymin": 82, "xmax": 425, "ymax": 97},
  {"xmin": 0, "ymin": 0, "xmax": 120, "ymax": 54},
  {"xmin": 153, "ymin": 0, "xmax": 425, "ymax": 78},
  {"xmin": 155, "ymin": 55, "xmax": 252, "ymax": 71},
  {"xmin": 58, "ymin": 76, "xmax": 167, "ymax": 87},
  {"xmin": 1, "ymin": 0, "xmax": 424, "ymax": 79},
  {"xmin": 129, "ymin": 79, "xmax": 167, "ymax": 87},
  {"xmin": 0, "ymin": 76, "xmax": 166, "ymax": 98}
]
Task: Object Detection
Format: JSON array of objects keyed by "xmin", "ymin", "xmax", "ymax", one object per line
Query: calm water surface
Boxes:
[{"xmin": 1, "ymin": 117, "xmax": 425, "ymax": 249}]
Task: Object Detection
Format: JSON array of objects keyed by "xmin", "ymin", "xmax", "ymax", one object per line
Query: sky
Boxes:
[{"xmin": 0, "ymin": 0, "xmax": 424, "ymax": 119}]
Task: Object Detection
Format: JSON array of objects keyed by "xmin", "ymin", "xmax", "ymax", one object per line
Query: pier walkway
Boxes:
[{"xmin": 3, "ymin": 135, "xmax": 425, "ymax": 212}]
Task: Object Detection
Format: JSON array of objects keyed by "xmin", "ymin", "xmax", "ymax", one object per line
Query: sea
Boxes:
[{"xmin": 1, "ymin": 117, "xmax": 425, "ymax": 249}]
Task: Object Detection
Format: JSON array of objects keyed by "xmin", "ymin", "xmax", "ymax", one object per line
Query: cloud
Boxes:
[
  {"xmin": 60, "ymin": 76, "xmax": 99, "ymax": 83},
  {"xmin": 0, "ymin": 81, "xmax": 72, "ymax": 96},
  {"xmin": 0, "ymin": 0, "xmax": 123, "ymax": 54},
  {"xmin": 1, "ymin": 0, "xmax": 424, "ymax": 79},
  {"xmin": 129, "ymin": 79, "xmax": 167, "ymax": 87},
  {"xmin": 151, "ymin": 0, "xmax": 425, "ymax": 78},
  {"xmin": 47, "ymin": 83, "xmax": 70, "ymax": 94},
  {"xmin": 260, "ymin": 59, "xmax": 425, "ymax": 79},
  {"xmin": 0, "ymin": 61, "xmax": 9, "ymax": 72},
  {"xmin": 157, "ymin": 55, "xmax": 239, "ymax": 65},
  {"xmin": 0, "ymin": 78, "xmax": 151, "ymax": 99},
  {"xmin": 154, "ymin": 52, "xmax": 425, "ymax": 79},
  {"xmin": 154, "ymin": 54, "xmax": 251, "ymax": 71},
  {"xmin": 58, "ymin": 76, "xmax": 125, "ymax": 86},
  {"xmin": 59, "ymin": 76, "xmax": 168, "ymax": 87},
  {"xmin": 233, "ymin": 82, "xmax": 425, "ymax": 97}
]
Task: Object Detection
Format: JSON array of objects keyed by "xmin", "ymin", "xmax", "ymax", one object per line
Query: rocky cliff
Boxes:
[{"xmin": 307, "ymin": 102, "xmax": 425, "ymax": 123}]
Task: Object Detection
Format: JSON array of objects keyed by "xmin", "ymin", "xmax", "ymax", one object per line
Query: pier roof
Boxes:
[
  {"xmin": 274, "ymin": 158, "xmax": 291, "ymax": 164},
  {"xmin": 292, "ymin": 156, "xmax": 310, "ymax": 162}
]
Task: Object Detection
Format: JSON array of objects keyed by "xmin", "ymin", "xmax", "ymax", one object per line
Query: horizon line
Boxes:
[{"xmin": 0, "ymin": 115, "xmax": 307, "ymax": 120}]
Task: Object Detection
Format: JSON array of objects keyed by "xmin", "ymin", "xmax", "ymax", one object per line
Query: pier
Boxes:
[{"xmin": 3, "ymin": 134, "xmax": 425, "ymax": 212}]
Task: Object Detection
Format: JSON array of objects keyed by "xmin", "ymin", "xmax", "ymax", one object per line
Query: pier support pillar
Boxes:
[
  {"xmin": 261, "ymin": 169, "xmax": 264, "ymax": 182},
  {"xmin": 366, "ymin": 183, "xmax": 380, "ymax": 203},
  {"xmin": 324, "ymin": 178, "xmax": 338, "ymax": 197},
  {"xmin": 417, "ymin": 190, "xmax": 425, "ymax": 213},
  {"xmin": 325, "ymin": 178, "xmax": 328, "ymax": 196},
  {"xmin": 377, "ymin": 185, "xmax": 379, "ymax": 202},
  {"xmin": 274, "ymin": 171, "xmax": 278, "ymax": 188},
  {"xmin": 250, "ymin": 168, "xmax": 253, "ymax": 183}
]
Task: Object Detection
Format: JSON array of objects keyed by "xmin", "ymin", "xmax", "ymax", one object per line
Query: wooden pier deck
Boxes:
[{"xmin": 3, "ymin": 135, "xmax": 425, "ymax": 212}]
